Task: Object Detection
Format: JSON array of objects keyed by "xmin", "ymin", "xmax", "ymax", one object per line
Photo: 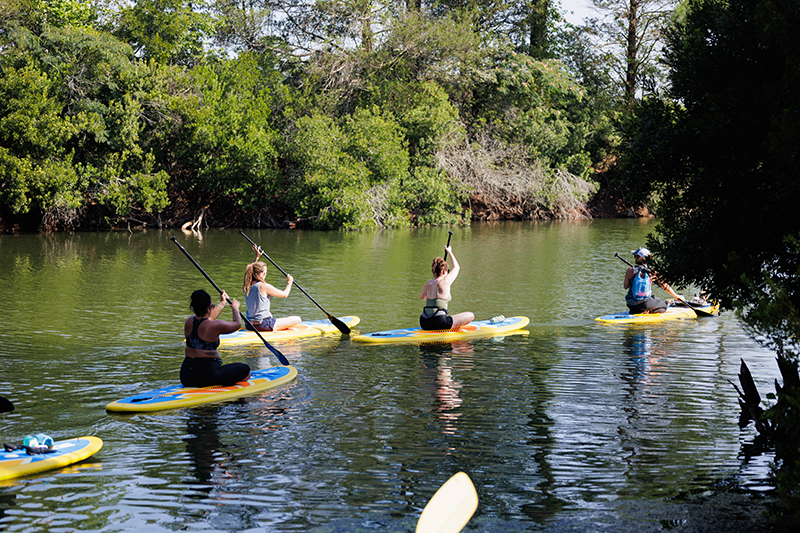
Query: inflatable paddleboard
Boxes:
[
  {"xmin": 106, "ymin": 365, "xmax": 298, "ymax": 413},
  {"xmin": 352, "ymin": 316, "xmax": 530, "ymax": 344},
  {"xmin": 595, "ymin": 302, "xmax": 719, "ymax": 324},
  {"xmin": 0, "ymin": 436, "xmax": 103, "ymax": 481},
  {"xmin": 219, "ymin": 316, "xmax": 360, "ymax": 346}
]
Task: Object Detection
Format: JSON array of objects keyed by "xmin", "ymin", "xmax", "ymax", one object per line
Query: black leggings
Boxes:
[
  {"xmin": 420, "ymin": 311, "xmax": 454, "ymax": 331},
  {"xmin": 627, "ymin": 297, "xmax": 668, "ymax": 314},
  {"xmin": 180, "ymin": 357, "xmax": 251, "ymax": 387}
]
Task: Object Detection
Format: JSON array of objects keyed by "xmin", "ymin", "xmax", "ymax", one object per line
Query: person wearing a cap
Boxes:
[{"xmin": 623, "ymin": 248, "xmax": 668, "ymax": 314}]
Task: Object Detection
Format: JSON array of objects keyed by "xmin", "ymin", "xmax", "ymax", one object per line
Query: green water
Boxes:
[{"xmin": 0, "ymin": 220, "xmax": 779, "ymax": 531}]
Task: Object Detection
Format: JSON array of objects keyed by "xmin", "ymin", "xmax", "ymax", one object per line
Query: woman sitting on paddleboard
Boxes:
[
  {"xmin": 624, "ymin": 248, "xmax": 668, "ymax": 314},
  {"xmin": 420, "ymin": 245, "xmax": 475, "ymax": 330},
  {"xmin": 182, "ymin": 289, "xmax": 251, "ymax": 387},
  {"xmin": 243, "ymin": 245, "xmax": 302, "ymax": 332}
]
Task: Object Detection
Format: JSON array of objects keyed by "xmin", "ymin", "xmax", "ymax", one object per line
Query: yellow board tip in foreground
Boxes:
[{"xmin": 416, "ymin": 472, "xmax": 478, "ymax": 533}]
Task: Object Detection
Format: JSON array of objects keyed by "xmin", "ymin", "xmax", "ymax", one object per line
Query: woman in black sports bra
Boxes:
[
  {"xmin": 181, "ymin": 289, "xmax": 250, "ymax": 387},
  {"xmin": 419, "ymin": 245, "xmax": 474, "ymax": 331}
]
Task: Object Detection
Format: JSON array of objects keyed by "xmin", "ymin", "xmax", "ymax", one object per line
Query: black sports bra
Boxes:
[{"xmin": 185, "ymin": 318, "xmax": 220, "ymax": 351}]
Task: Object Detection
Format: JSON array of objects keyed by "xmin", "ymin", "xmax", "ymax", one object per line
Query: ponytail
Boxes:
[{"xmin": 243, "ymin": 262, "xmax": 266, "ymax": 296}]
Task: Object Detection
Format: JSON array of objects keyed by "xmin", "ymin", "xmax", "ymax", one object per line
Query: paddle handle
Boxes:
[
  {"xmin": 170, "ymin": 237, "xmax": 290, "ymax": 365},
  {"xmin": 444, "ymin": 231, "xmax": 453, "ymax": 261},
  {"xmin": 614, "ymin": 252, "xmax": 638, "ymax": 271}
]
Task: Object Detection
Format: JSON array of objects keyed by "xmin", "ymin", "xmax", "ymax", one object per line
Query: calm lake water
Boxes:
[{"xmin": 0, "ymin": 220, "xmax": 782, "ymax": 531}]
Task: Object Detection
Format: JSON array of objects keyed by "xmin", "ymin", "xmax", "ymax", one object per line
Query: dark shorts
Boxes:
[
  {"xmin": 627, "ymin": 297, "xmax": 668, "ymax": 314},
  {"xmin": 180, "ymin": 357, "xmax": 251, "ymax": 387},
  {"xmin": 245, "ymin": 317, "xmax": 277, "ymax": 331},
  {"xmin": 420, "ymin": 310, "xmax": 454, "ymax": 331}
]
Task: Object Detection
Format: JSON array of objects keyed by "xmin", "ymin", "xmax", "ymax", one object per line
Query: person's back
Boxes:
[
  {"xmin": 623, "ymin": 248, "xmax": 667, "ymax": 314},
  {"xmin": 419, "ymin": 245, "xmax": 474, "ymax": 330}
]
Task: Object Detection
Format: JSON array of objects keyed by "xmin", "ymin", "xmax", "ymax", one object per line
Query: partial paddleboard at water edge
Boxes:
[
  {"xmin": 595, "ymin": 302, "xmax": 719, "ymax": 324},
  {"xmin": 219, "ymin": 316, "xmax": 360, "ymax": 345},
  {"xmin": 352, "ymin": 316, "xmax": 530, "ymax": 344},
  {"xmin": 0, "ymin": 436, "xmax": 103, "ymax": 481},
  {"xmin": 106, "ymin": 365, "xmax": 298, "ymax": 413}
]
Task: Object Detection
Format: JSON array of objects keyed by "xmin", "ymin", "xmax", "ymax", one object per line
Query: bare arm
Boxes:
[
  {"xmin": 207, "ymin": 290, "xmax": 230, "ymax": 320},
  {"xmin": 442, "ymin": 246, "xmax": 460, "ymax": 286},
  {"xmin": 206, "ymin": 298, "xmax": 242, "ymax": 335},
  {"xmin": 262, "ymin": 276, "xmax": 294, "ymax": 298},
  {"xmin": 623, "ymin": 267, "xmax": 635, "ymax": 289}
]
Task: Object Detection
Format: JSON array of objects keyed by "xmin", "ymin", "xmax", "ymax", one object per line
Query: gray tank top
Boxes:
[{"xmin": 245, "ymin": 281, "xmax": 273, "ymax": 322}]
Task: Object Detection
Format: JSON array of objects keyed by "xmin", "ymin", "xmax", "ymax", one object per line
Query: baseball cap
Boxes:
[{"xmin": 631, "ymin": 247, "xmax": 651, "ymax": 258}]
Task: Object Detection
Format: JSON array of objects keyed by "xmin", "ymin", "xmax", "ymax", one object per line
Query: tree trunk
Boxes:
[{"xmin": 625, "ymin": 0, "xmax": 639, "ymax": 102}]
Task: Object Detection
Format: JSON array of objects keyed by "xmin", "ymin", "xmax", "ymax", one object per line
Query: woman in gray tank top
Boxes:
[{"xmin": 242, "ymin": 244, "xmax": 302, "ymax": 331}]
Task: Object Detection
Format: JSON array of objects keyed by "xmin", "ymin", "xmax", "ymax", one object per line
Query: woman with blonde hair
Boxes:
[
  {"xmin": 243, "ymin": 245, "xmax": 302, "ymax": 331},
  {"xmin": 419, "ymin": 245, "xmax": 474, "ymax": 330}
]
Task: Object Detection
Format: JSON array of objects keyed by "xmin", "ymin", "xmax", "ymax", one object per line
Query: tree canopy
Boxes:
[
  {"xmin": 1, "ymin": 0, "xmax": 617, "ymax": 231},
  {"xmin": 619, "ymin": 0, "xmax": 800, "ymax": 513}
]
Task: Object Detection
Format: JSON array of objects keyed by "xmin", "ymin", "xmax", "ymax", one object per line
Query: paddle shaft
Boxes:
[
  {"xmin": 239, "ymin": 231, "xmax": 350, "ymax": 335},
  {"xmin": 170, "ymin": 236, "xmax": 290, "ymax": 365},
  {"xmin": 443, "ymin": 231, "xmax": 453, "ymax": 261},
  {"xmin": 614, "ymin": 253, "xmax": 715, "ymax": 316}
]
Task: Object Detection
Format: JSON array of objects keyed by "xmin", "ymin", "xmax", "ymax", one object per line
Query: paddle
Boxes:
[
  {"xmin": 443, "ymin": 231, "xmax": 453, "ymax": 261},
  {"xmin": 0, "ymin": 395, "xmax": 14, "ymax": 413},
  {"xmin": 416, "ymin": 471, "xmax": 478, "ymax": 533},
  {"xmin": 170, "ymin": 236, "xmax": 291, "ymax": 366},
  {"xmin": 239, "ymin": 231, "xmax": 351, "ymax": 335},
  {"xmin": 614, "ymin": 252, "xmax": 716, "ymax": 317}
]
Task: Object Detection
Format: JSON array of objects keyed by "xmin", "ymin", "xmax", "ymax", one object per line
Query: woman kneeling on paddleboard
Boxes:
[
  {"xmin": 624, "ymin": 248, "xmax": 668, "ymax": 314},
  {"xmin": 420, "ymin": 245, "xmax": 475, "ymax": 330},
  {"xmin": 243, "ymin": 245, "xmax": 302, "ymax": 332},
  {"xmin": 182, "ymin": 289, "xmax": 251, "ymax": 387}
]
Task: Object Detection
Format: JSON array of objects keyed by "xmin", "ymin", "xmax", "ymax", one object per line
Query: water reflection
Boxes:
[
  {"xmin": 621, "ymin": 329, "xmax": 657, "ymax": 392},
  {"xmin": 418, "ymin": 342, "xmax": 473, "ymax": 437},
  {"xmin": 521, "ymin": 334, "xmax": 569, "ymax": 523},
  {"xmin": 184, "ymin": 407, "xmax": 225, "ymax": 486},
  {"xmin": 0, "ymin": 223, "xmax": 787, "ymax": 531}
]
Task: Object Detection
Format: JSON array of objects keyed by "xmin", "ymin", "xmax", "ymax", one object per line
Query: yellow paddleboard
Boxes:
[
  {"xmin": 106, "ymin": 366, "xmax": 298, "ymax": 412},
  {"xmin": 219, "ymin": 316, "xmax": 359, "ymax": 346},
  {"xmin": 0, "ymin": 436, "xmax": 103, "ymax": 481},
  {"xmin": 352, "ymin": 316, "xmax": 529, "ymax": 344}
]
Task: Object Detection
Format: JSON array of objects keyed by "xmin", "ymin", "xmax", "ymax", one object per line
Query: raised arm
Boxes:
[
  {"xmin": 207, "ymin": 290, "xmax": 230, "ymax": 320},
  {"xmin": 443, "ymin": 246, "xmax": 460, "ymax": 283},
  {"xmin": 206, "ymin": 298, "xmax": 242, "ymax": 336},
  {"xmin": 264, "ymin": 275, "xmax": 294, "ymax": 298}
]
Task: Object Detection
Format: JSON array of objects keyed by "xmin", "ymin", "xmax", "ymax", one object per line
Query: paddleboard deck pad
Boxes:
[
  {"xmin": 595, "ymin": 302, "xmax": 719, "ymax": 324},
  {"xmin": 219, "ymin": 316, "xmax": 359, "ymax": 345},
  {"xmin": 352, "ymin": 316, "xmax": 530, "ymax": 344},
  {"xmin": 0, "ymin": 436, "xmax": 103, "ymax": 481},
  {"xmin": 106, "ymin": 365, "xmax": 298, "ymax": 412}
]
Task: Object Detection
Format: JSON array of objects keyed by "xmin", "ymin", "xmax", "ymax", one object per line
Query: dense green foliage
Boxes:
[
  {"xmin": 619, "ymin": 0, "xmax": 800, "ymax": 514},
  {"xmin": 0, "ymin": 0, "xmax": 615, "ymax": 230}
]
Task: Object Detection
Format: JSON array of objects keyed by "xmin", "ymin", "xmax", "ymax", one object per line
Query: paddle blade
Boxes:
[
  {"xmin": 329, "ymin": 315, "xmax": 351, "ymax": 335},
  {"xmin": 0, "ymin": 396, "xmax": 14, "ymax": 413},
  {"xmin": 416, "ymin": 472, "xmax": 478, "ymax": 533}
]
